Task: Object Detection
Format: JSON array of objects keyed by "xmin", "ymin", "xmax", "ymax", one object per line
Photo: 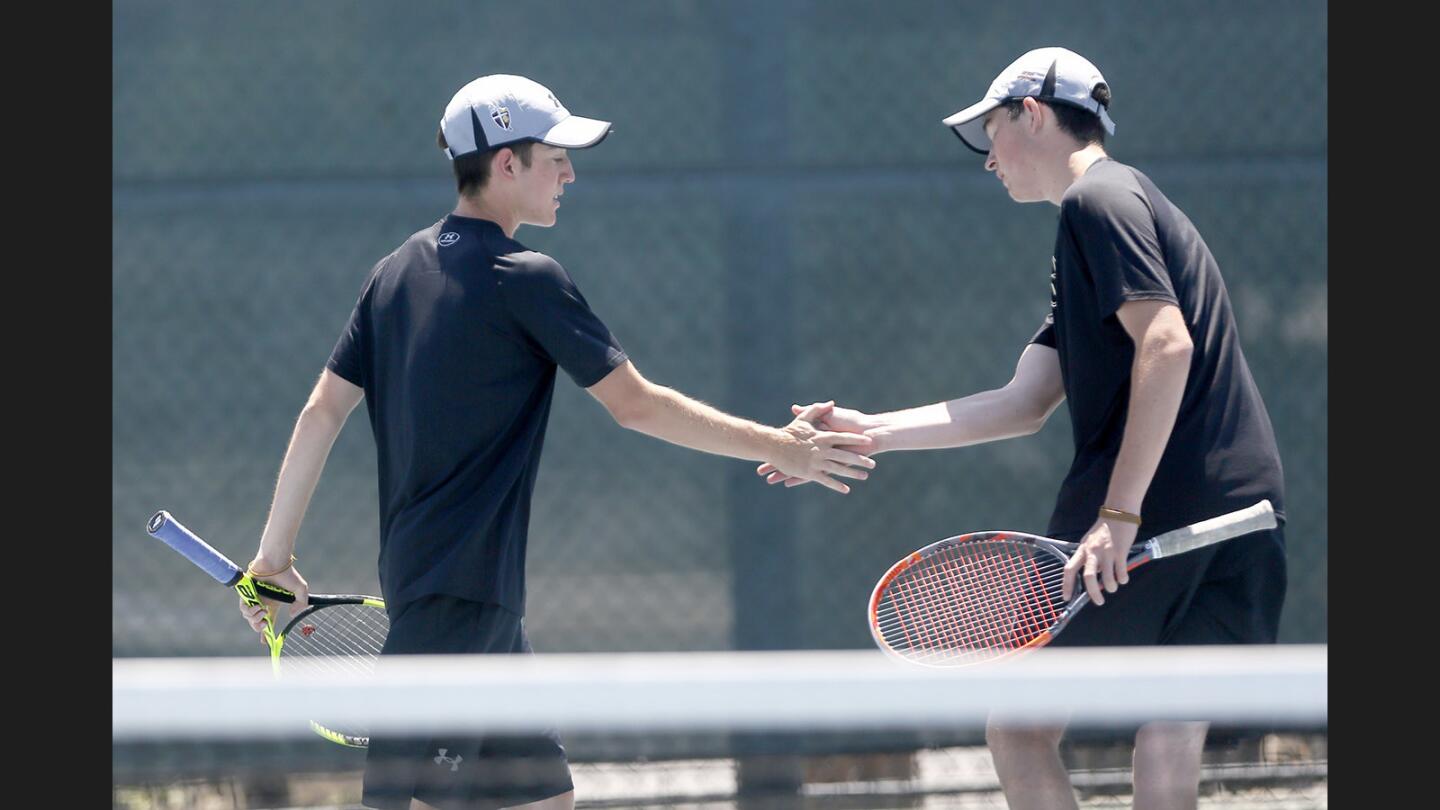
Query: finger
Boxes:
[
  {"xmin": 757, "ymin": 463, "xmax": 777, "ymax": 476},
  {"xmin": 815, "ymin": 431, "xmax": 874, "ymax": 449},
  {"xmin": 825, "ymin": 449, "xmax": 876, "ymax": 469},
  {"xmin": 822, "ymin": 461, "xmax": 869, "ymax": 480},
  {"xmin": 1062, "ymin": 555, "xmax": 1081, "ymax": 601},
  {"xmin": 1100, "ymin": 560, "xmax": 1118, "ymax": 594},
  {"xmin": 791, "ymin": 404, "xmax": 804, "ymax": 415},
  {"xmin": 1083, "ymin": 556, "xmax": 1104, "ymax": 605},
  {"xmin": 765, "ymin": 471, "xmax": 786, "ymax": 484},
  {"xmin": 1117, "ymin": 559, "xmax": 1130, "ymax": 587},
  {"xmin": 809, "ymin": 472, "xmax": 849, "ymax": 494},
  {"xmin": 783, "ymin": 477, "xmax": 811, "ymax": 488},
  {"xmin": 794, "ymin": 401, "xmax": 836, "ymax": 423}
]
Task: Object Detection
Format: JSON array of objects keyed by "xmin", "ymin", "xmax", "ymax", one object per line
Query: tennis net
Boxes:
[{"xmin": 114, "ymin": 645, "xmax": 1326, "ymax": 809}]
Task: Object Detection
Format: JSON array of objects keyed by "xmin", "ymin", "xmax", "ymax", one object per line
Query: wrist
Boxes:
[
  {"xmin": 863, "ymin": 427, "xmax": 890, "ymax": 454},
  {"xmin": 249, "ymin": 551, "xmax": 296, "ymax": 577},
  {"xmin": 1097, "ymin": 505, "xmax": 1142, "ymax": 526}
]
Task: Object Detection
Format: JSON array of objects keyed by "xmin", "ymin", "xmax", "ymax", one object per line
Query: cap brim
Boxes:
[
  {"xmin": 538, "ymin": 115, "xmax": 612, "ymax": 149},
  {"xmin": 941, "ymin": 98, "xmax": 1001, "ymax": 155}
]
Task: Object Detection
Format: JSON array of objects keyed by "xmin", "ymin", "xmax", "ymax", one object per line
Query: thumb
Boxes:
[{"xmin": 794, "ymin": 401, "xmax": 835, "ymax": 422}]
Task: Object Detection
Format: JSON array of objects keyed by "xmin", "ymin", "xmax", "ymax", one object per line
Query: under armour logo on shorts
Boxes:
[{"xmin": 434, "ymin": 748, "xmax": 463, "ymax": 771}]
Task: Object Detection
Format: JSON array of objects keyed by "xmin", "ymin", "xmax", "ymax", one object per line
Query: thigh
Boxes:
[
  {"xmin": 1162, "ymin": 527, "xmax": 1287, "ymax": 646},
  {"xmin": 363, "ymin": 596, "xmax": 573, "ymax": 810},
  {"xmin": 1045, "ymin": 544, "xmax": 1217, "ymax": 648}
]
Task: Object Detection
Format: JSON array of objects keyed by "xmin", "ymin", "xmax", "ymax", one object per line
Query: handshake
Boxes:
[{"xmin": 757, "ymin": 401, "xmax": 882, "ymax": 495}]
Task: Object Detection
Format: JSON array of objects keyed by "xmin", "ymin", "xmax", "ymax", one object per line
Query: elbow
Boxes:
[
  {"xmin": 610, "ymin": 403, "xmax": 642, "ymax": 431},
  {"xmin": 298, "ymin": 403, "xmax": 342, "ymax": 434},
  {"xmin": 1156, "ymin": 330, "xmax": 1194, "ymax": 366},
  {"xmin": 607, "ymin": 391, "xmax": 656, "ymax": 432},
  {"xmin": 1002, "ymin": 389, "xmax": 1058, "ymax": 437},
  {"xmin": 1018, "ymin": 408, "xmax": 1051, "ymax": 436}
]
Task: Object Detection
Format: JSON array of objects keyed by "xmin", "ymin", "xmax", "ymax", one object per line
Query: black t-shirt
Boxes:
[
  {"xmin": 327, "ymin": 214, "xmax": 628, "ymax": 614},
  {"xmin": 1030, "ymin": 158, "xmax": 1285, "ymax": 540}
]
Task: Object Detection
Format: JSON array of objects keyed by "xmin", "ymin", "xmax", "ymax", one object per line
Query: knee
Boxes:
[
  {"xmin": 1135, "ymin": 721, "xmax": 1207, "ymax": 758},
  {"xmin": 986, "ymin": 722, "xmax": 1065, "ymax": 759}
]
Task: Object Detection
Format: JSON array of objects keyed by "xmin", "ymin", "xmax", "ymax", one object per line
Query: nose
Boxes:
[
  {"xmin": 984, "ymin": 151, "xmax": 997, "ymax": 172},
  {"xmin": 561, "ymin": 158, "xmax": 575, "ymax": 184}
]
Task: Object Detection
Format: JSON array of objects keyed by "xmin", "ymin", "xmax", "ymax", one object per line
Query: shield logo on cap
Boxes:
[{"xmin": 490, "ymin": 106, "xmax": 511, "ymax": 131}]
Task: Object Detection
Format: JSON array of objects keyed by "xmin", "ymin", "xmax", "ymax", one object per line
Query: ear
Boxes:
[
  {"xmin": 1020, "ymin": 96, "xmax": 1045, "ymax": 135},
  {"xmin": 491, "ymin": 147, "xmax": 518, "ymax": 180}
]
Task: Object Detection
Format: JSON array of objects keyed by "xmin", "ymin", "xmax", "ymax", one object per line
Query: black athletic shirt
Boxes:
[
  {"xmin": 1030, "ymin": 158, "xmax": 1285, "ymax": 540},
  {"xmin": 327, "ymin": 214, "xmax": 628, "ymax": 614}
]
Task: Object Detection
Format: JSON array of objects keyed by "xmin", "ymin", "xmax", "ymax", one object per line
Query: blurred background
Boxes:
[{"xmin": 114, "ymin": 2, "xmax": 1325, "ymax": 658}]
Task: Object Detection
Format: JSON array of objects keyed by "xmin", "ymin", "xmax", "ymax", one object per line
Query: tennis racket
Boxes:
[
  {"xmin": 146, "ymin": 509, "xmax": 388, "ymax": 747},
  {"xmin": 868, "ymin": 500, "xmax": 1276, "ymax": 667}
]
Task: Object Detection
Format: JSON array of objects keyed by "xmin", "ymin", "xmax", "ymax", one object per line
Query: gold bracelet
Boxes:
[
  {"xmin": 247, "ymin": 554, "xmax": 296, "ymax": 578},
  {"xmin": 1098, "ymin": 506, "xmax": 1142, "ymax": 526}
]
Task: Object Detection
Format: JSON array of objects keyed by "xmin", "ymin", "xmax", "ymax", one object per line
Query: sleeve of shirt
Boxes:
[
  {"xmin": 1029, "ymin": 312, "xmax": 1056, "ymax": 348},
  {"xmin": 498, "ymin": 252, "xmax": 628, "ymax": 388},
  {"xmin": 325, "ymin": 258, "xmax": 385, "ymax": 386},
  {"xmin": 1062, "ymin": 180, "xmax": 1177, "ymax": 319}
]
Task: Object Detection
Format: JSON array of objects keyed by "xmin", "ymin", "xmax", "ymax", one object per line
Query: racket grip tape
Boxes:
[
  {"xmin": 1147, "ymin": 499, "xmax": 1276, "ymax": 558},
  {"xmin": 147, "ymin": 511, "xmax": 300, "ymax": 602},
  {"xmin": 147, "ymin": 510, "xmax": 245, "ymax": 587}
]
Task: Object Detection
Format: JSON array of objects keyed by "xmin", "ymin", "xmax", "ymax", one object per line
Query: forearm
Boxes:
[
  {"xmin": 256, "ymin": 406, "xmax": 348, "ymax": 563},
  {"xmin": 622, "ymin": 383, "xmax": 795, "ymax": 463},
  {"xmin": 869, "ymin": 388, "xmax": 1047, "ymax": 452},
  {"xmin": 1103, "ymin": 341, "xmax": 1191, "ymax": 514}
]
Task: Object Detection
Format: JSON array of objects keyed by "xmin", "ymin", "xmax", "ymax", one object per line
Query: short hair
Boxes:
[
  {"xmin": 1000, "ymin": 83, "xmax": 1111, "ymax": 146},
  {"xmin": 436, "ymin": 129, "xmax": 535, "ymax": 198}
]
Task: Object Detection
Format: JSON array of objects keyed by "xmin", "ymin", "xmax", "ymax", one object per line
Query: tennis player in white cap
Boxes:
[
  {"xmin": 762, "ymin": 47, "xmax": 1288, "ymax": 810},
  {"xmin": 238, "ymin": 73, "xmax": 875, "ymax": 810}
]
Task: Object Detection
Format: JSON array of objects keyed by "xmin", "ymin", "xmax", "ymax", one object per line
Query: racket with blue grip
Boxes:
[{"xmin": 146, "ymin": 509, "xmax": 388, "ymax": 747}]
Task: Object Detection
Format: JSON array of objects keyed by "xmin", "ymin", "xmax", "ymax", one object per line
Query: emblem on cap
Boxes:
[{"xmin": 490, "ymin": 106, "xmax": 511, "ymax": 131}]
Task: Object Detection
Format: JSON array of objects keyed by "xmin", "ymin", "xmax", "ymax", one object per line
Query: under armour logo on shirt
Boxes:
[{"xmin": 434, "ymin": 748, "xmax": 463, "ymax": 771}]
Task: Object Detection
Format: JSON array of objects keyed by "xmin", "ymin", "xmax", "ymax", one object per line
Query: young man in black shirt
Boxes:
[
  {"xmin": 759, "ymin": 47, "xmax": 1287, "ymax": 809},
  {"xmin": 237, "ymin": 74, "xmax": 875, "ymax": 810}
]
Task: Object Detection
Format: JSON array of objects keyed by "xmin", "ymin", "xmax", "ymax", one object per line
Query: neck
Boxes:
[
  {"xmin": 454, "ymin": 193, "xmax": 519, "ymax": 238},
  {"xmin": 1046, "ymin": 144, "xmax": 1109, "ymax": 204}
]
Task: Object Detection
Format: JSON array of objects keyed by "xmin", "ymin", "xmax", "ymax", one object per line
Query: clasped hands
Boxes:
[{"xmin": 760, "ymin": 401, "xmax": 881, "ymax": 494}]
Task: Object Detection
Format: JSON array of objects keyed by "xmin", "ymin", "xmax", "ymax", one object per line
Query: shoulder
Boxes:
[
  {"xmin": 494, "ymin": 250, "xmax": 581, "ymax": 309},
  {"xmin": 1061, "ymin": 161, "xmax": 1151, "ymax": 224},
  {"xmin": 495, "ymin": 250, "xmax": 571, "ymax": 285}
]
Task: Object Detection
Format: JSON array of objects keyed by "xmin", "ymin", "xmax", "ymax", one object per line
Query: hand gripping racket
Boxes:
[
  {"xmin": 147, "ymin": 509, "xmax": 387, "ymax": 747},
  {"xmin": 868, "ymin": 500, "xmax": 1276, "ymax": 667}
]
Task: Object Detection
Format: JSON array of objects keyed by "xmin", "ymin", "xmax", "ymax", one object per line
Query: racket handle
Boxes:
[
  {"xmin": 147, "ymin": 510, "xmax": 245, "ymax": 587},
  {"xmin": 1146, "ymin": 500, "xmax": 1276, "ymax": 559},
  {"xmin": 252, "ymin": 578, "xmax": 298, "ymax": 603}
]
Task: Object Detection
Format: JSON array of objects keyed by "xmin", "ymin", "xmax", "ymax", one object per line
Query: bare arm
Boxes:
[
  {"xmin": 586, "ymin": 360, "xmax": 875, "ymax": 494},
  {"xmin": 240, "ymin": 368, "xmax": 363, "ymax": 628},
  {"xmin": 863, "ymin": 343, "xmax": 1066, "ymax": 453},
  {"xmin": 1098, "ymin": 299, "xmax": 1193, "ymax": 516},
  {"xmin": 756, "ymin": 344, "xmax": 1063, "ymax": 486},
  {"xmin": 1062, "ymin": 299, "xmax": 1194, "ymax": 605}
]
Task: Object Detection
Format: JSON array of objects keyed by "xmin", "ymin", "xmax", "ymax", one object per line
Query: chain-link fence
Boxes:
[{"xmin": 114, "ymin": 0, "xmax": 1326, "ymax": 659}]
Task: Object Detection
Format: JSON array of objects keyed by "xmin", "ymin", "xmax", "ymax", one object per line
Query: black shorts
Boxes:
[
  {"xmin": 1044, "ymin": 526, "xmax": 1287, "ymax": 745},
  {"xmin": 1046, "ymin": 525, "xmax": 1287, "ymax": 648},
  {"xmin": 361, "ymin": 595, "xmax": 573, "ymax": 810}
]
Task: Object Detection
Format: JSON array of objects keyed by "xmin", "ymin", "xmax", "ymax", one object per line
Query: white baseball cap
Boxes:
[
  {"xmin": 439, "ymin": 74, "xmax": 612, "ymax": 158},
  {"xmin": 942, "ymin": 47, "xmax": 1115, "ymax": 154}
]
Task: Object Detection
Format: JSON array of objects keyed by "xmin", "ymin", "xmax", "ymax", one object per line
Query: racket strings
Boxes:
[
  {"xmin": 279, "ymin": 604, "xmax": 390, "ymax": 737},
  {"xmin": 876, "ymin": 540, "xmax": 1067, "ymax": 664}
]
